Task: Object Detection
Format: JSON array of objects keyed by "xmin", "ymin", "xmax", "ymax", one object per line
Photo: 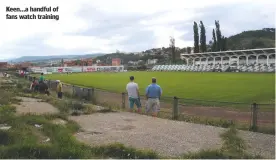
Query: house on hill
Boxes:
[{"xmin": 0, "ymin": 62, "xmax": 8, "ymax": 69}]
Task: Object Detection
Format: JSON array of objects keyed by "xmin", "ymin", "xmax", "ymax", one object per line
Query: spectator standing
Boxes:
[
  {"xmin": 30, "ymin": 77, "xmax": 39, "ymax": 92},
  {"xmin": 39, "ymin": 81, "xmax": 50, "ymax": 96},
  {"xmin": 39, "ymin": 73, "xmax": 45, "ymax": 83},
  {"xmin": 126, "ymin": 76, "xmax": 141, "ymax": 113},
  {"xmin": 145, "ymin": 77, "xmax": 162, "ymax": 117},
  {"xmin": 56, "ymin": 80, "xmax": 63, "ymax": 99}
]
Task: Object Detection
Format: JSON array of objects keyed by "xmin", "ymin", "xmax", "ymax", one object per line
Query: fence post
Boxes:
[
  {"xmin": 72, "ymin": 85, "xmax": 75, "ymax": 97},
  {"xmin": 122, "ymin": 92, "xmax": 126, "ymax": 109},
  {"xmin": 251, "ymin": 103, "xmax": 258, "ymax": 131},
  {"xmin": 173, "ymin": 96, "xmax": 179, "ymax": 120},
  {"xmin": 48, "ymin": 80, "xmax": 51, "ymax": 89},
  {"xmin": 47, "ymin": 80, "xmax": 50, "ymax": 89},
  {"xmin": 87, "ymin": 88, "xmax": 91, "ymax": 101},
  {"xmin": 91, "ymin": 88, "xmax": 95, "ymax": 104},
  {"xmin": 82, "ymin": 88, "xmax": 85, "ymax": 100}
]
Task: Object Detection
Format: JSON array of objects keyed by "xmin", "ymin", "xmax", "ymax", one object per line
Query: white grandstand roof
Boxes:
[{"xmin": 181, "ymin": 48, "xmax": 276, "ymax": 58}]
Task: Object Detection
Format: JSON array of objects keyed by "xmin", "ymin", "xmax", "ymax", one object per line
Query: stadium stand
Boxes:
[{"xmin": 152, "ymin": 48, "xmax": 276, "ymax": 72}]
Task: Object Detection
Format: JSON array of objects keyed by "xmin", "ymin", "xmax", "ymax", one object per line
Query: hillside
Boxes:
[{"xmin": 226, "ymin": 28, "xmax": 275, "ymax": 50}]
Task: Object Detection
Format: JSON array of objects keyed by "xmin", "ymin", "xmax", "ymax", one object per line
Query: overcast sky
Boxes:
[{"xmin": 0, "ymin": 0, "xmax": 275, "ymax": 60}]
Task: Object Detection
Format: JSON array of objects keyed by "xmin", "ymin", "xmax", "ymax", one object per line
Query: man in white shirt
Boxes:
[{"xmin": 126, "ymin": 76, "xmax": 141, "ymax": 113}]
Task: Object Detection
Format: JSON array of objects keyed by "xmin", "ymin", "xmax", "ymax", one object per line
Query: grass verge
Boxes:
[{"xmin": 0, "ymin": 108, "xmax": 159, "ymax": 158}]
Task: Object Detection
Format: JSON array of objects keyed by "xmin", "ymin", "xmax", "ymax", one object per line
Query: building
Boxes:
[
  {"xmin": 63, "ymin": 60, "xmax": 76, "ymax": 67},
  {"xmin": 80, "ymin": 58, "xmax": 93, "ymax": 66},
  {"xmin": 0, "ymin": 62, "xmax": 8, "ymax": 69},
  {"xmin": 15, "ymin": 62, "xmax": 33, "ymax": 70},
  {"xmin": 112, "ymin": 58, "xmax": 121, "ymax": 66},
  {"xmin": 180, "ymin": 48, "xmax": 275, "ymax": 66},
  {"xmin": 63, "ymin": 58, "xmax": 93, "ymax": 67},
  {"xmin": 7, "ymin": 63, "xmax": 15, "ymax": 69},
  {"xmin": 128, "ymin": 60, "xmax": 144, "ymax": 65},
  {"xmin": 147, "ymin": 59, "xmax": 158, "ymax": 65},
  {"xmin": 152, "ymin": 48, "xmax": 275, "ymax": 72}
]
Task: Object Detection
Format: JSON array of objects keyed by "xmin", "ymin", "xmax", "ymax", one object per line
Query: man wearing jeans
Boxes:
[
  {"xmin": 126, "ymin": 76, "xmax": 141, "ymax": 113},
  {"xmin": 56, "ymin": 80, "xmax": 63, "ymax": 99},
  {"xmin": 145, "ymin": 77, "xmax": 162, "ymax": 117}
]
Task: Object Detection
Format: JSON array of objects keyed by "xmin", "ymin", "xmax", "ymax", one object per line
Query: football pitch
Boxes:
[{"xmin": 43, "ymin": 72, "xmax": 275, "ymax": 105}]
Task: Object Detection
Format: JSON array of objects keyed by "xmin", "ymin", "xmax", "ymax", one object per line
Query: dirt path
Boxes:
[
  {"xmin": 94, "ymin": 91, "xmax": 274, "ymax": 125},
  {"xmin": 14, "ymin": 97, "xmax": 59, "ymax": 115},
  {"xmin": 179, "ymin": 106, "xmax": 274, "ymax": 124},
  {"xmin": 69, "ymin": 112, "xmax": 275, "ymax": 158}
]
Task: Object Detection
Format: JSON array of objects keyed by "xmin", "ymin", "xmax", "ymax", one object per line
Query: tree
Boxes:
[
  {"xmin": 212, "ymin": 29, "xmax": 217, "ymax": 51},
  {"xmin": 226, "ymin": 28, "xmax": 275, "ymax": 50},
  {"xmin": 221, "ymin": 36, "xmax": 227, "ymax": 51},
  {"xmin": 199, "ymin": 21, "xmax": 207, "ymax": 52},
  {"xmin": 170, "ymin": 36, "xmax": 176, "ymax": 63},
  {"xmin": 182, "ymin": 47, "xmax": 187, "ymax": 53},
  {"xmin": 215, "ymin": 20, "xmax": 222, "ymax": 51},
  {"xmin": 208, "ymin": 40, "xmax": 213, "ymax": 52},
  {"xmin": 193, "ymin": 22, "xmax": 199, "ymax": 53},
  {"xmin": 75, "ymin": 60, "xmax": 81, "ymax": 65},
  {"xmin": 251, "ymin": 39, "xmax": 265, "ymax": 49},
  {"xmin": 187, "ymin": 47, "xmax": 191, "ymax": 54},
  {"xmin": 61, "ymin": 59, "xmax": 64, "ymax": 66},
  {"xmin": 138, "ymin": 60, "xmax": 145, "ymax": 65}
]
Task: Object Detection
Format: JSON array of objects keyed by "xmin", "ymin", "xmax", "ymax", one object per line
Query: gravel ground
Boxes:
[
  {"xmin": 239, "ymin": 131, "xmax": 275, "ymax": 158},
  {"xmin": 14, "ymin": 97, "xmax": 59, "ymax": 115},
  {"xmin": 69, "ymin": 112, "xmax": 275, "ymax": 158},
  {"xmin": 70, "ymin": 112, "xmax": 225, "ymax": 157}
]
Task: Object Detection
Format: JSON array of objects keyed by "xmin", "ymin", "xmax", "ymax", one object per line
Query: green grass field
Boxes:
[{"xmin": 43, "ymin": 72, "xmax": 275, "ymax": 104}]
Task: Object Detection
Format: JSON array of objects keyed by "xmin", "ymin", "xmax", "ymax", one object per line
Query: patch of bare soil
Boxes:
[
  {"xmin": 96, "ymin": 91, "xmax": 274, "ymax": 125},
  {"xmin": 70, "ymin": 112, "xmax": 225, "ymax": 157},
  {"xmin": 239, "ymin": 130, "xmax": 275, "ymax": 159},
  {"xmin": 14, "ymin": 97, "xmax": 59, "ymax": 115},
  {"xmin": 69, "ymin": 112, "xmax": 275, "ymax": 158},
  {"xmin": 179, "ymin": 106, "xmax": 274, "ymax": 124}
]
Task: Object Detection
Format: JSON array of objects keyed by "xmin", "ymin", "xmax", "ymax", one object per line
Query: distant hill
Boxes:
[
  {"xmin": 226, "ymin": 28, "xmax": 275, "ymax": 50},
  {"xmin": 9, "ymin": 53, "xmax": 105, "ymax": 63}
]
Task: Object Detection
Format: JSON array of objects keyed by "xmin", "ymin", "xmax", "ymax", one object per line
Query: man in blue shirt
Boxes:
[{"xmin": 145, "ymin": 77, "xmax": 162, "ymax": 117}]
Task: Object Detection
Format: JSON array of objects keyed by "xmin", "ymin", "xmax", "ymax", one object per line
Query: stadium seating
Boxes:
[{"xmin": 151, "ymin": 63, "xmax": 275, "ymax": 73}]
